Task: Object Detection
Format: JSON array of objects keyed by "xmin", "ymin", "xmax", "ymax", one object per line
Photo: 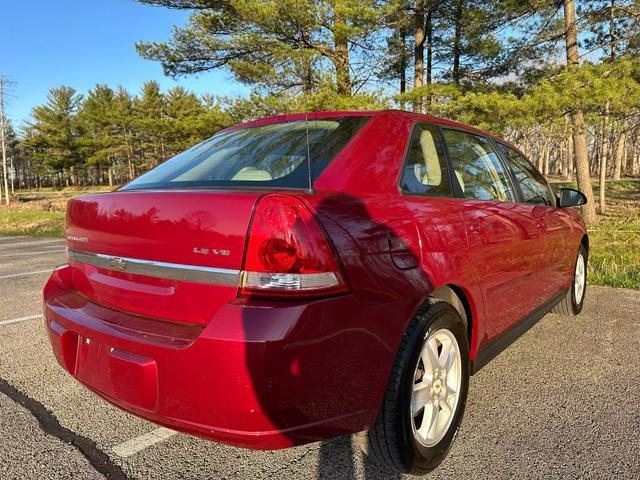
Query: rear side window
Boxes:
[
  {"xmin": 496, "ymin": 143, "xmax": 556, "ymax": 207},
  {"xmin": 442, "ymin": 129, "xmax": 516, "ymax": 202},
  {"xmin": 400, "ymin": 124, "xmax": 451, "ymax": 196},
  {"xmin": 121, "ymin": 116, "xmax": 370, "ymax": 190}
]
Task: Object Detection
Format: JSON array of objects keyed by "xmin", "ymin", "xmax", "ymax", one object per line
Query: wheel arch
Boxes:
[
  {"xmin": 428, "ymin": 284, "xmax": 476, "ymax": 353},
  {"xmin": 581, "ymin": 234, "xmax": 589, "ymax": 258}
]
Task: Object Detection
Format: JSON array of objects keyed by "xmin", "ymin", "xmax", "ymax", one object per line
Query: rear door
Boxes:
[
  {"xmin": 441, "ymin": 128, "xmax": 547, "ymax": 341},
  {"xmin": 495, "ymin": 142, "xmax": 574, "ymax": 297},
  {"xmin": 396, "ymin": 123, "xmax": 470, "ymax": 286}
]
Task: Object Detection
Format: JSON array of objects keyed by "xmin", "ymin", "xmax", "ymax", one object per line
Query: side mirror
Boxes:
[{"xmin": 558, "ymin": 188, "xmax": 587, "ymax": 208}]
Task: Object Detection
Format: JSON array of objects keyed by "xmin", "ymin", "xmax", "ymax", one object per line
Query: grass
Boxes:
[
  {"xmin": 1, "ymin": 182, "xmax": 639, "ymax": 289},
  {"xmin": 0, "ymin": 186, "xmax": 111, "ymax": 237},
  {"xmin": 0, "ymin": 208, "xmax": 66, "ymax": 237},
  {"xmin": 551, "ymin": 179, "xmax": 640, "ymax": 289}
]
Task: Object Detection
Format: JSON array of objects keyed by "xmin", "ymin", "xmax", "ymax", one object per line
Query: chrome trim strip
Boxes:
[{"xmin": 67, "ymin": 248, "xmax": 241, "ymax": 287}]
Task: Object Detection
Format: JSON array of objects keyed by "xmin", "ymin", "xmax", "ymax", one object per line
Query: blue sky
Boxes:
[{"xmin": 0, "ymin": 0, "xmax": 249, "ymax": 127}]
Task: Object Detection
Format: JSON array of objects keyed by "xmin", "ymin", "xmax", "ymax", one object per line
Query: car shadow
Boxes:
[
  {"xmin": 317, "ymin": 436, "xmax": 403, "ymax": 480},
  {"xmin": 240, "ymin": 193, "xmax": 419, "ymax": 479}
]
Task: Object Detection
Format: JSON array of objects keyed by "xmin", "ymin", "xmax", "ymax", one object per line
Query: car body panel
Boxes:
[{"xmin": 43, "ymin": 109, "xmax": 588, "ymax": 450}]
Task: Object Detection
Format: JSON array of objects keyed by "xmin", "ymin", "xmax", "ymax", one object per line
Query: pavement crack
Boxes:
[{"xmin": 0, "ymin": 377, "xmax": 130, "ymax": 480}]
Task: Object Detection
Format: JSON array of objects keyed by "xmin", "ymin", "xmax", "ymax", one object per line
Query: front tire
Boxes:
[
  {"xmin": 552, "ymin": 244, "xmax": 587, "ymax": 317},
  {"xmin": 358, "ymin": 302, "xmax": 470, "ymax": 475}
]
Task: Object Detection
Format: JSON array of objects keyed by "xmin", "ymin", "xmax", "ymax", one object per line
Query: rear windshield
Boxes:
[{"xmin": 121, "ymin": 116, "xmax": 370, "ymax": 190}]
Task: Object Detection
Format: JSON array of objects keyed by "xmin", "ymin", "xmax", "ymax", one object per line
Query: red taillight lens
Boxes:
[{"xmin": 240, "ymin": 194, "xmax": 348, "ymax": 298}]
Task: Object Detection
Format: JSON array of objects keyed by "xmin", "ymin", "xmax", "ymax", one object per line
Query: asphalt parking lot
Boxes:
[{"xmin": 0, "ymin": 235, "xmax": 639, "ymax": 480}]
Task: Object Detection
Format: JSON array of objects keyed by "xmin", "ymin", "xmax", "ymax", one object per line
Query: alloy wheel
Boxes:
[
  {"xmin": 410, "ymin": 328, "xmax": 462, "ymax": 447},
  {"xmin": 574, "ymin": 253, "xmax": 586, "ymax": 305}
]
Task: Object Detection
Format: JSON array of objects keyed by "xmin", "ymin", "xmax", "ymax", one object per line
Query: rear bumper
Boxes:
[{"xmin": 43, "ymin": 265, "xmax": 410, "ymax": 449}]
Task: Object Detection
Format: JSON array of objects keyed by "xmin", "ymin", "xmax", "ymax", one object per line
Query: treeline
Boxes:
[
  {"xmin": 8, "ymin": 82, "xmax": 231, "ymax": 189},
  {"xmin": 9, "ymin": 62, "xmax": 640, "ymax": 192},
  {"xmin": 3, "ymin": 0, "xmax": 640, "ymax": 225}
]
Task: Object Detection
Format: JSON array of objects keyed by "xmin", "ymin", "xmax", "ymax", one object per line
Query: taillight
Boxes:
[{"xmin": 240, "ymin": 194, "xmax": 348, "ymax": 298}]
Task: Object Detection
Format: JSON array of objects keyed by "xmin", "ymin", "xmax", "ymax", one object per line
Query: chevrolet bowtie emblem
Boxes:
[{"xmin": 110, "ymin": 257, "xmax": 127, "ymax": 271}]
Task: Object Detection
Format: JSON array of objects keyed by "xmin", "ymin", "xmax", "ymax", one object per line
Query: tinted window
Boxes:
[
  {"xmin": 442, "ymin": 129, "xmax": 516, "ymax": 202},
  {"xmin": 497, "ymin": 143, "xmax": 556, "ymax": 206},
  {"xmin": 400, "ymin": 124, "xmax": 451, "ymax": 196},
  {"xmin": 121, "ymin": 116, "xmax": 370, "ymax": 190}
]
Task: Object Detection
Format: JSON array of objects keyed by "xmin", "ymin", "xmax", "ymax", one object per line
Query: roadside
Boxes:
[
  {"xmin": 551, "ymin": 179, "xmax": 640, "ymax": 288},
  {"xmin": 0, "ymin": 186, "xmax": 110, "ymax": 238}
]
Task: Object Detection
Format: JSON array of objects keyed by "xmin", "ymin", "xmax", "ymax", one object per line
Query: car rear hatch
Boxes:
[
  {"xmin": 63, "ymin": 114, "xmax": 371, "ymax": 326},
  {"xmin": 65, "ymin": 191, "xmax": 257, "ymax": 325}
]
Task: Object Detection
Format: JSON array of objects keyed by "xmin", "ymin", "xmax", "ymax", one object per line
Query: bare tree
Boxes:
[{"xmin": 0, "ymin": 76, "xmax": 10, "ymax": 205}]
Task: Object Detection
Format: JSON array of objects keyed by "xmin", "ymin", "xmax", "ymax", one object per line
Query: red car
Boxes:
[{"xmin": 44, "ymin": 110, "xmax": 588, "ymax": 474}]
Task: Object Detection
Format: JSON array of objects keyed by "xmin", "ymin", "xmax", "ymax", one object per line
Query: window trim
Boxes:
[
  {"xmin": 439, "ymin": 126, "xmax": 519, "ymax": 204},
  {"xmin": 494, "ymin": 140, "xmax": 557, "ymax": 207},
  {"xmin": 397, "ymin": 122, "xmax": 456, "ymax": 199}
]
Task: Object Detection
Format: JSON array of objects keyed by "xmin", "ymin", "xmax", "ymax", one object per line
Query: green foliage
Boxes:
[
  {"xmin": 23, "ymin": 87, "xmax": 83, "ymax": 175},
  {"xmin": 223, "ymin": 88, "xmax": 390, "ymax": 123},
  {"xmin": 18, "ymin": 82, "xmax": 233, "ymax": 186},
  {"xmin": 135, "ymin": 0, "xmax": 383, "ymax": 94},
  {"xmin": 9, "ymin": 0, "xmax": 640, "ymax": 203},
  {"xmin": 551, "ymin": 180, "xmax": 640, "ymax": 289}
]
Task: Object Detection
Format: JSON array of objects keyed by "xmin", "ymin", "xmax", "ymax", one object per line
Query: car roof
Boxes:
[{"xmin": 220, "ymin": 109, "xmax": 508, "ymax": 144}]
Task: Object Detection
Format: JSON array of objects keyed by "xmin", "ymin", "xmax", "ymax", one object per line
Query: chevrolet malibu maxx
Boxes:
[{"xmin": 44, "ymin": 110, "xmax": 588, "ymax": 474}]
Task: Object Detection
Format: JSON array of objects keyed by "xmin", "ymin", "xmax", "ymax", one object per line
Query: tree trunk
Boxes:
[
  {"xmin": 426, "ymin": 6, "xmax": 433, "ymax": 86},
  {"xmin": 613, "ymin": 129, "xmax": 625, "ymax": 180},
  {"xmin": 599, "ymin": 107, "xmax": 609, "ymax": 214},
  {"xmin": 108, "ymin": 166, "xmax": 113, "ymax": 187},
  {"xmin": 452, "ymin": 0, "xmax": 463, "ymax": 84},
  {"xmin": 69, "ymin": 165, "xmax": 77, "ymax": 186},
  {"xmin": 399, "ymin": 29, "xmax": 407, "ymax": 110},
  {"xmin": 563, "ymin": 0, "xmax": 597, "ymax": 227},
  {"xmin": 413, "ymin": 0, "xmax": 425, "ymax": 112},
  {"xmin": 425, "ymin": 2, "xmax": 435, "ymax": 108},
  {"xmin": 625, "ymin": 137, "xmax": 635, "ymax": 175},
  {"xmin": 542, "ymin": 140, "xmax": 550, "ymax": 176},
  {"xmin": 561, "ymin": 137, "xmax": 569, "ymax": 179},
  {"xmin": 124, "ymin": 126, "xmax": 135, "ymax": 180},
  {"xmin": 303, "ymin": 55, "xmax": 313, "ymax": 93},
  {"xmin": 609, "ymin": 0, "xmax": 617, "ymax": 62},
  {"xmin": 333, "ymin": 7, "xmax": 352, "ymax": 96}
]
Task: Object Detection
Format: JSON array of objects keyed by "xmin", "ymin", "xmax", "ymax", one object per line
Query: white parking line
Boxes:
[
  {"xmin": 0, "ymin": 269, "xmax": 52, "ymax": 279},
  {"xmin": 0, "ymin": 314, "xmax": 43, "ymax": 326},
  {"xmin": 112, "ymin": 427, "xmax": 178, "ymax": 458},
  {"xmin": 0, "ymin": 249, "xmax": 66, "ymax": 258},
  {"xmin": 0, "ymin": 236, "xmax": 31, "ymax": 241},
  {"xmin": 0, "ymin": 239, "xmax": 65, "ymax": 248}
]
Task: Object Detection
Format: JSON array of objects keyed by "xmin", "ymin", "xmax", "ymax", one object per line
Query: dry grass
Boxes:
[{"xmin": 0, "ymin": 186, "xmax": 110, "ymax": 237}]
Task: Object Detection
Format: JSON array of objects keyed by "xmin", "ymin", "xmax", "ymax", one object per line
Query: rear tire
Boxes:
[
  {"xmin": 552, "ymin": 245, "xmax": 587, "ymax": 317},
  {"xmin": 357, "ymin": 301, "xmax": 469, "ymax": 475}
]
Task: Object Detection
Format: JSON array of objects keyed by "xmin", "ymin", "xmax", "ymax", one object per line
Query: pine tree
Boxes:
[
  {"xmin": 134, "ymin": 81, "xmax": 166, "ymax": 168},
  {"xmin": 24, "ymin": 86, "xmax": 84, "ymax": 186},
  {"xmin": 134, "ymin": 0, "xmax": 382, "ymax": 95},
  {"xmin": 111, "ymin": 87, "xmax": 137, "ymax": 180},
  {"xmin": 79, "ymin": 84, "xmax": 118, "ymax": 185}
]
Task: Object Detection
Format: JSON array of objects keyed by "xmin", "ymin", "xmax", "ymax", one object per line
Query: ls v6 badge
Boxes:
[{"xmin": 193, "ymin": 247, "xmax": 231, "ymax": 256}]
